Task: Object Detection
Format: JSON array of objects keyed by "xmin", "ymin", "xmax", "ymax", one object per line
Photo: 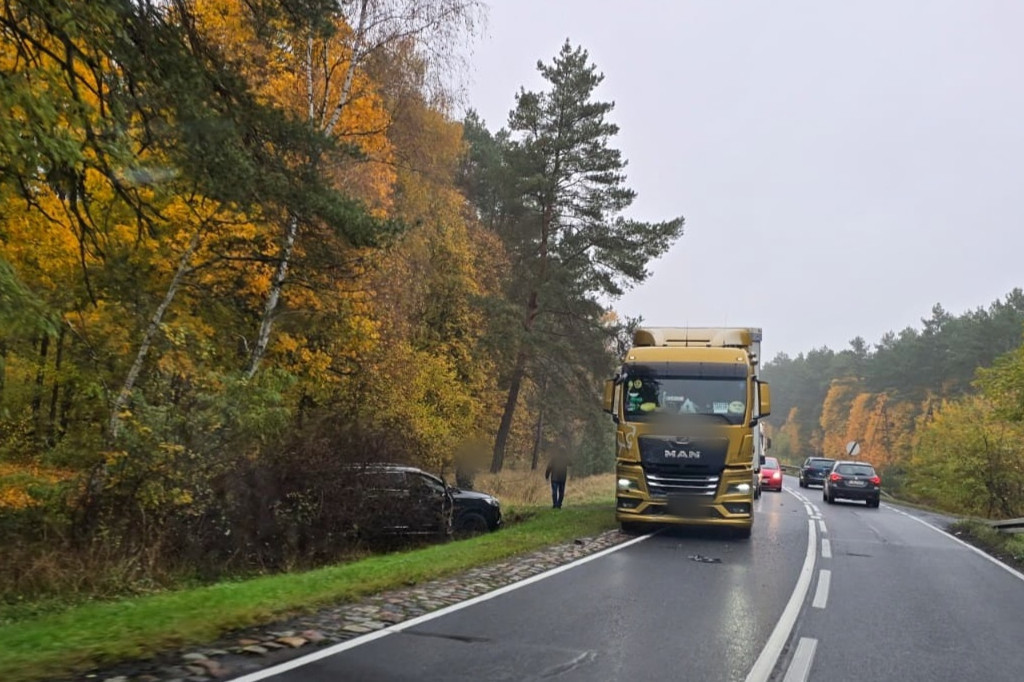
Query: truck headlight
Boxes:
[
  {"xmin": 727, "ymin": 482, "xmax": 751, "ymax": 494},
  {"xmin": 617, "ymin": 478, "xmax": 639, "ymax": 492}
]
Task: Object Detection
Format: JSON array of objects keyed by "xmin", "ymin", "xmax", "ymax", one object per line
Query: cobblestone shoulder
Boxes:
[{"xmin": 80, "ymin": 528, "xmax": 630, "ymax": 682}]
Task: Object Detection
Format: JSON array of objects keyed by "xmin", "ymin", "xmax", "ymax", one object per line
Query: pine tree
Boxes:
[{"xmin": 477, "ymin": 41, "xmax": 685, "ymax": 472}]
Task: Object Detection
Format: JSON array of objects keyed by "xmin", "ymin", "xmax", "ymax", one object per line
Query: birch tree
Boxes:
[{"xmin": 240, "ymin": 0, "xmax": 483, "ymax": 378}]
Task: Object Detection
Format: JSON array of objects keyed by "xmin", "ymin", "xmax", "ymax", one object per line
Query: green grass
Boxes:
[{"xmin": 0, "ymin": 503, "xmax": 616, "ymax": 682}]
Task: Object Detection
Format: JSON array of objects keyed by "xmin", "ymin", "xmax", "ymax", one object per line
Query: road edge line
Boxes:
[
  {"xmin": 229, "ymin": 531, "xmax": 654, "ymax": 681},
  {"xmin": 889, "ymin": 506, "xmax": 1024, "ymax": 583},
  {"xmin": 745, "ymin": 493, "xmax": 818, "ymax": 682}
]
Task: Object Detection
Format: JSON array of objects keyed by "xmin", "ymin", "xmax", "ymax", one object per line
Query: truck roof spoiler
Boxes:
[{"xmin": 632, "ymin": 327, "xmax": 760, "ymax": 348}]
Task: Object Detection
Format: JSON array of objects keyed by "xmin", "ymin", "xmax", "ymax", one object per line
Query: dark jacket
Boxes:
[{"xmin": 545, "ymin": 458, "xmax": 568, "ymax": 483}]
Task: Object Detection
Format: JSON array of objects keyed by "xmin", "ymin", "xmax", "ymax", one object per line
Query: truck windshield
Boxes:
[{"xmin": 621, "ymin": 374, "xmax": 748, "ymax": 425}]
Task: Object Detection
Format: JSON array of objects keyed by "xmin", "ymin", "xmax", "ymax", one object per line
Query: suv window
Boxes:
[
  {"xmin": 805, "ymin": 458, "xmax": 834, "ymax": 467},
  {"xmin": 836, "ymin": 464, "xmax": 875, "ymax": 476},
  {"xmin": 412, "ymin": 473, "xmax": 447, "ymax": 494}
]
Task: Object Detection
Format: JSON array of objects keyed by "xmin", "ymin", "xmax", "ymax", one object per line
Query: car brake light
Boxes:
[
  {"xmin": 829, "ymin": 473, "xmax": 841, "ymax": 482},
  {"xmin": 870, "ymin": 475, "xmax": 881, "ymax": 485}
]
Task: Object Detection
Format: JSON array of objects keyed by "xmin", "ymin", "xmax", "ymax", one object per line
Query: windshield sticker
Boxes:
[
  {"xmin": 728, "ymin": 401, "xmax": 745, "ymax": 414},
  {"xmin": 712, "ymin": 402, "xmax": 729, "ymax": 414}
]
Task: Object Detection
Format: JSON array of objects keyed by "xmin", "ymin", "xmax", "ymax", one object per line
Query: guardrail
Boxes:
[{"xmin": 987, "ymin": 517, "xmax": 1024, "ymax": 534}]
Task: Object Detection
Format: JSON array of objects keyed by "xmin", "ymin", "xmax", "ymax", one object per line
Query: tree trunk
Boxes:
[
  {"xmin": 110, "ymin": 229, "xmax": 201, "ymax": 437},
  {"xmin": 490, "ymin": 349, "xmax": 527, "ymax": 473},
  {"xmin": 31, "ymin": 334, "xmax": 50, "ymax": 438},
  {"xmin": 325, "ymin": 0, "xmax": 368, "ymax": 135},
  {"xmin": 47, "ymin": 326, "xmax": 66, "ymax": 445},
  {"xmin": 530, "ymin": 404, "xmax": 545, "ymax": 471},
  {"xmin": 246, "ymin": 213, "xmax": 297, "ymax": 379},
  {"xmin": 0, "ymin": 339, "xmax": 6, "ymax": 407}
]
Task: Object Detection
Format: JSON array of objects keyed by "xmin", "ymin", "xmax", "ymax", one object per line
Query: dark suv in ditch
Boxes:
[
  {"xmin": 342, "ymin": 464, "xmax": 455, "ymax": 538},
  {"xmin": 799, "ymin": 457, "xmax": 836, "ymax": 488},
  {"xmin": 342, "ymin": 464, "xmax": 501, "ymax": 539}
]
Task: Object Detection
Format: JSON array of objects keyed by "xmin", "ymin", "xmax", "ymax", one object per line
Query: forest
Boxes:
[
  {"xmin": 763, "ymin": 290, "xmax": 1024, "ymax": 519},
  {"xmin": 0, "ymin": 0, "xmax": 683, "ymax": 601}
]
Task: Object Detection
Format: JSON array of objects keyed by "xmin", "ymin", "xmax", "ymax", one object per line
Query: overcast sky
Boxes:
[{"xmin": 461, "ymin": 0, "xmax": 1024, "ymax": 361}]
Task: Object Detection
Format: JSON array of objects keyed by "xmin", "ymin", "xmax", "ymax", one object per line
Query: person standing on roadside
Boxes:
[{"xmin": 545, "ymin": 453, "xmax": 569, "ymax": 509}]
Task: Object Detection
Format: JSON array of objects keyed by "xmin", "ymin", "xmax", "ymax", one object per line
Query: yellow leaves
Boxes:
[{"xmin": 0, "ymin": 463, "xmax": 74, "ymax": 510}]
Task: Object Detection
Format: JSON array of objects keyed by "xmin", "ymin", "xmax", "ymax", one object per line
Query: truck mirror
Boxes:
[
  {"xmin": 759, "ymin": 454, "xmax": 766, "ymax": 465},
  {"xmin": 757, "ymin": 382, "xmax": 771, "ymax": 418},
  {"xmin": 602, "ymin": 379, "xmax": 615, "ymax": 414}
]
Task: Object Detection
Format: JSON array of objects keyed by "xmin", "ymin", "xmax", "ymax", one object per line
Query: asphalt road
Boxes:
[
  {"xmin": 239, "ymin": 477, "xmax": 1024, "ymax": 682},
  {"xmin": 785, "ymin": 483, "xmax": 1024, "ymax": 682}
]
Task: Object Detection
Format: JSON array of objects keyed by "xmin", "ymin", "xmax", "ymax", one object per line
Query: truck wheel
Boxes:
[
  {"xmin": 620, "ymin": 522, "xmax": 644, "ymax": 535},
  {"xmin": 734, "ymin": 526, "xmax": 752, "ymax": 540}
]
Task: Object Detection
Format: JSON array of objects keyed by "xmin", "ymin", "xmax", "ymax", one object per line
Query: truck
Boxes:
[{"xmin": 602, "ymin": 327, "xmax": 771, "ymax": 538}]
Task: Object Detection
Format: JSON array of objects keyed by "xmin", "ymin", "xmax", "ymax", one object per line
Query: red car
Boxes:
[{"xmin": 760, "ymin": 456, "xmax": 783, "ymax": 492}]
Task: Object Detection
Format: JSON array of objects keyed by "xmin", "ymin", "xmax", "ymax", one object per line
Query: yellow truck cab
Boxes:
[{"xmin": 603, "ymin": 327, "xmax": 771, "ymax": 538}]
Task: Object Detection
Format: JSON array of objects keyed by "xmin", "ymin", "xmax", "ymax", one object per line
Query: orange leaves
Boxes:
[{"xmin": 0, "ymin": 463, "xmax": 73, "ymax": 510}]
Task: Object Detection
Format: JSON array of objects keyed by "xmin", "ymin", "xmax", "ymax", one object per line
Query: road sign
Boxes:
[{"xmin": 846, "ymin": 440, "xmax": 861, "ymax": 457}]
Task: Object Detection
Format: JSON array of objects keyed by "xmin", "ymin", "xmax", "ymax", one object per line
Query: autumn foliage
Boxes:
[
  {"xmin": 763, "ymin": 296, "xmax": 1024, "ymax": 518},
  {"xmin": 0, "ymin": 1, "xmax": 673, "ymax": 603}
]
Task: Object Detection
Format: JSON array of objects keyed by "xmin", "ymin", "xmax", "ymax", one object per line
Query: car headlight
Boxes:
[
  {"xmin": 727, "ymin": 482, "xmax": 751, "ymax": 494},
  {"xmin": 617, "ymin": 478, "xmax": 639, "ymax": 492},
  {"xmin": 486, "ymin": 497, "xmax": 500, "ymax": 506}
]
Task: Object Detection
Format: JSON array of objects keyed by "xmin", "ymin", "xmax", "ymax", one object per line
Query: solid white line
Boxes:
[
  {"xmin": 812, "ymin": 569, "xmax": 831, "ymax": 609},
  {"xmin": 746, "ymin": 511, "xmax": 818, "ymax": 682},
  {"xmin": 782, "ymin": 637, "xmax": 818, "ymax": 682},
  {"xmin": 890, "ymin": 506, "xmax": 1024, "ymax": 584},
  {"xmin": 230, "ymin": 532, "xmax": 654, "ymax": 682},
  {"xmin": 821, "ymin": 538, "xmax": 831, "ymax": 559},
  {"xmin": 818, "ymin": 519, "xmax": 827, "ymax": 535}
]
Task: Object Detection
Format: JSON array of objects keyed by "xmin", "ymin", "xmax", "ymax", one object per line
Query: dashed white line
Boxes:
[
  {"xmin": 812, "ymin": 569, "xmax": 831, "ymax": 609},
  {"xmin": 821, "ymin": 538, "xmax": 832, "ymax": 559},
  {"xmin": 818, "ymin": 519, "xmax": 827, "ymax": 535},
  {"xmin": 782, "ymin": 637, "xmax": 818, "ymax": 682}
]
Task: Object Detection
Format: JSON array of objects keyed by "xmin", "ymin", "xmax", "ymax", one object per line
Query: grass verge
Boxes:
[
  {"xmin": 0, "ymin": 502, "xmax": 615, "ymax": 682},
  {"xmin": 947, "ymin": 519, "xmax": 1024, "ymax": 574}
]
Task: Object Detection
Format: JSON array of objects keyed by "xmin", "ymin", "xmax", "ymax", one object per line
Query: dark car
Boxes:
[
  {"xmin": 449, "ymin": 487, "xmax": 502, "ymax": 536},
  {"xmin": 799, "ymin": 457, "xmax": 836, "ymax": 488},
  {"xmin": 759, "ymin": 456, "xmax": 783, "ymax": 492},
  {"xmin": 823, "ymin": 461, "xmax": 881, "ymax": 507},
  {"xmin": 341, "ymin": 464, "xmax": 454, "ymax": 538}
]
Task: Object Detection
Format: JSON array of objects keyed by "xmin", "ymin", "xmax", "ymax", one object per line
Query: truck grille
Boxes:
[{"xmin": 645, "ymin": 471, "xmax": 720, "ymax": 497}]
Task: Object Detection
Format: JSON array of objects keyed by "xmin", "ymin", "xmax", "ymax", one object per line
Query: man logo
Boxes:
[{"xmin": 664, "ymin": 449, "xmax": 701, "ymax": 460}]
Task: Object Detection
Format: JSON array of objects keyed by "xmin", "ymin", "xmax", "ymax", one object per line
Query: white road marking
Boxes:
[
  {"xmin": 818, "ymin": 519, "xmax": 827, "ymax": 535},
  {"xmin": 888, "ymin": 505, "xmax": 1024, "ymax": 584},
  {"xmin": 821, "ymin": 538, "xmax": 831, "ymax": 559},
  {"xmin": 746, "ymin": 491, "xmax": 818, "ymax": 682},
  {"xmin": 812, "ymin": 569, "xmax": 831, "ymax": 609},
  {"xmin": 228, "ymin": 532, "xmax": 655, "ymax": 682},
  {"xmin": 782, "ymin": 637, "xmax": 818, "ymax": 682}
]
